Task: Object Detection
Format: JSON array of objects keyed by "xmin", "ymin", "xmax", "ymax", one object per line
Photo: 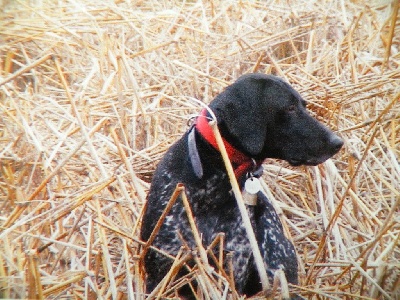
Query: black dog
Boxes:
[{"xmin": 141, "ymin": 73, "xmax": 343, "ymax": 298}]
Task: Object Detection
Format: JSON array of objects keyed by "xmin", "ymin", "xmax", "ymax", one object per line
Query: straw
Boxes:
[
  {"xmin": 0, "ymin": 0, "xmax": 399, "ymax": 299},
  {"xmin": 209, "ymin": 115, "xmax": 271, "ymax": 293}
]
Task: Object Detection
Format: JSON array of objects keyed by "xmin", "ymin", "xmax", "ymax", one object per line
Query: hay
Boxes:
[{"xmin": 0, "ymin": 0, "xmax": 399, "ymax": 299}]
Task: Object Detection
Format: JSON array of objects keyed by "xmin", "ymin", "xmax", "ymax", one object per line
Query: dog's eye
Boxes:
[{"xmin": 286, "ymin": 105, "xmax": 296, "ymax": 113}]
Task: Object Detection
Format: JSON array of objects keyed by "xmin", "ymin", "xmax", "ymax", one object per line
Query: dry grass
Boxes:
[{"xmin": 0, "ymin": 0, "xmax": 399, "ymax": 299}]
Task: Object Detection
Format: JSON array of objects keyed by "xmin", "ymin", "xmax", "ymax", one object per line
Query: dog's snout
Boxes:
[{"xmin": 329, "ymin": 135, "xmax": 344, "ymax": 153}]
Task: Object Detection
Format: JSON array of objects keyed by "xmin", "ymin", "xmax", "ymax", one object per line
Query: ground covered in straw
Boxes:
[{"xmin": 0, "ymin": 0, "xmax": 399, "ymax": 299}]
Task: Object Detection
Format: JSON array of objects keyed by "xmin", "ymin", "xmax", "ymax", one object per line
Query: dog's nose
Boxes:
[{"xmin": 329, "ymin": 135, "xmax": 344, "ymax": 152}]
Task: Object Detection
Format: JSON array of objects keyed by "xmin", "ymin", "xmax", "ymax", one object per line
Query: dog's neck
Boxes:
[{"xmin": 193, "ymin": 109, "xmax": 262, "ymax": 179}]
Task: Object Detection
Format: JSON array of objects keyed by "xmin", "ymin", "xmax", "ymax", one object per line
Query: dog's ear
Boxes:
[{"xmin": 212, "ymin": 75, "xmax": 269, "ymax": 157}]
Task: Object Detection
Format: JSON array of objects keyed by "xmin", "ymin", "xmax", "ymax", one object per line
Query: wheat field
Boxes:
[{"xmin": 0, "ymin": 0, "xmax": 399, "ymax": 299}]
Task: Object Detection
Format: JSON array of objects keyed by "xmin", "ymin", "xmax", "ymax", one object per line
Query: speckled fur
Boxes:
[{"xmin": 140, "ymin": 74, "xmax": 343, "ymax": 298}]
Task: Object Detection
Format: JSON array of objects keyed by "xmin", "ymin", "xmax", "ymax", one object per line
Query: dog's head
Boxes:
[{"xmin": 209, "ymin": 73, "xmax": 343, "ymax": 166}]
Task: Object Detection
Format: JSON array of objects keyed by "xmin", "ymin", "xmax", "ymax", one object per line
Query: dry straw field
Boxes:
[{"xmin": 0, "ymin": 0, "xmax": 399, "ymax": 299}]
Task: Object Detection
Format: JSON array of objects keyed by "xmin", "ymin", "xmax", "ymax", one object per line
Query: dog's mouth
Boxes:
[
  {"xmin": 288, "ymin": 157, "xmax": 328, "ymax": 166},
  {"xmin": 285, "ymin": 135, "xmax": 344, "ymax": 167},
  {"xmin": 287, "ymin": 159, "xmax": 303, "ymax": 166}
]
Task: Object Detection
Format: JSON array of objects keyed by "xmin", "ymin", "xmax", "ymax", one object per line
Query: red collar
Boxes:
[{"xmin": 195, "ymin": 109, "xmax": 262, "ymax": 179}]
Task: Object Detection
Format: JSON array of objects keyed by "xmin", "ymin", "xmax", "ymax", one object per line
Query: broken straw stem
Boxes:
[
  {"xmin": 209, "ymin": 119, "xmax": 270, "ymax": 291},
  {"xmin": 181, "ymin": 188, "xmax": 212, "ymax": 273}
]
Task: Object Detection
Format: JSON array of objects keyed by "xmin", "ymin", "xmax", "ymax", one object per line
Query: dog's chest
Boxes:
[
  {"xmin": 185, "ymin": 172, "xmax": 232, "ymax": 210},
  {"xmin": 184, "ymin": 172, "xmax": 255, "ymax": 246}
]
